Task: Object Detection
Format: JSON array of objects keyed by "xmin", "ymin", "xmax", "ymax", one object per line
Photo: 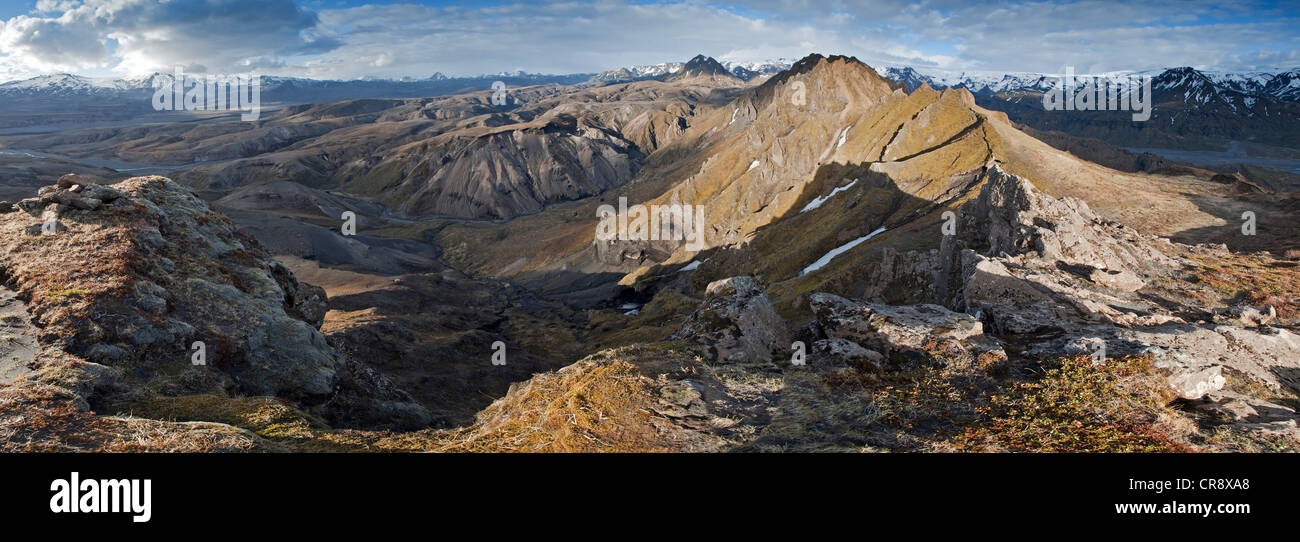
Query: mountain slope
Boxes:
[
  {"xmin": 446, "ymin": 54, "xmax": 1288, "ymax": 294},
  {"xmin": 3, "ymin": 71, "xmax": 750, "ymax": 220}
]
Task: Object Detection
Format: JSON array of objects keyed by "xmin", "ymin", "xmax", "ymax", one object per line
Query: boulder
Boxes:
[
  {"xmin": 673, "ymin": 276, "xmax": 789, "ymax": 363},
  {"xmin": 810, "ymin": 293, "xmax": 1002, "ymax": 363},
  {"xmin": 1156, "ymin": 360, "xmax": 1226, "ymax": 400},
  {"xmin": 1212, "ymin": 304, "xmax": 1276, "ymax": 327},
  {"xmin": 810, "ymin": 338, "xmax": 883, "ymax": 369}
]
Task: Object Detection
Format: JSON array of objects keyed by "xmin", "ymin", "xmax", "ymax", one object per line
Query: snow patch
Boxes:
[
  {"xmin": 799, "ymin": 226, "xmax": 887, "ymax": 276},
  {"xmin": 800, "ymin": 178, "xmax": 858, "ymax": 213}
]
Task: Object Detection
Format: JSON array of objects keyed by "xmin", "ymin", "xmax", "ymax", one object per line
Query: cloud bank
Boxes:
[{"xmin": 0, "ymin": 0, "xmax": 1295, "ymax": 81}]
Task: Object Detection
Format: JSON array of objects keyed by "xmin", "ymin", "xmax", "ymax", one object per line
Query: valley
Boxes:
[{"xmin": 1123, "ymin": 143, "xmax": 1300, "ymax": 174}]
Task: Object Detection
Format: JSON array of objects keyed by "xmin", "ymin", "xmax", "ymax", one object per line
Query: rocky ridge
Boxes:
[{"xmin": 0, "ymin": 174, "xmax": 430, "ymax": 452}]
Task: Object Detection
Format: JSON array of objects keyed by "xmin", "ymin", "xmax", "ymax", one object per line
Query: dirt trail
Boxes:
[{"xmin": 0, "ymin": 284, "xmax": 38, "ymax": 382}]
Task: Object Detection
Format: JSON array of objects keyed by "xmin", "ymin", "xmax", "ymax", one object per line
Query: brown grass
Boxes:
[
  {"xmin": 0, "ymin": 383, "xmax": 261, "ymax": 452},
  {"xmin": 1187, "ymin": 251, "xmax": 1300, "ymax": 320},
  {"xmin": 434, "ymin": 358, "xmax": 672, "ymax": 452},
  {"xmin": 952, "ymin": 356, "xmax": 1189, "ymax": 452}
]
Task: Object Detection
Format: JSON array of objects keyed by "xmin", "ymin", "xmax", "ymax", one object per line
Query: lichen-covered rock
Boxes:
[
  {"xmin": 928, "ymin": 169, "xmax": 1299, "ymax": 407},
  {"xmin": 1024, "ymin": 322, "xmax": 1300, "ymax": 402},
  {"xmin": 0, "ymin": 175, "xmax": 430, "ymax": 430},
  {"xmin": 1212, "ymin": 304, "xmax": 1276, "ymax": 327},
  {"xmin": 673, "ymin": 276, "xmax": 789, "ymax": 363},
  {"xmin": 809, "ymin": 338, "xmax": 883, "ymax": 370},
  {"xmin": 1194, "ymin": 392, "xmax": 1300, "ymax": 442},
  {"xmin": 809, "ymin": 292, "xmax": 1003, "ymax": 364},
  {"xmin": 1157, "ymin": 361, "xmax": 1225, "ymax": 400}
]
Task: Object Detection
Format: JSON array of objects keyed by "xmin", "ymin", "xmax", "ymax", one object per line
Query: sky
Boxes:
[{"xmin": 0, "ymin": 0, "xmax": 1296, "ymax": 82}]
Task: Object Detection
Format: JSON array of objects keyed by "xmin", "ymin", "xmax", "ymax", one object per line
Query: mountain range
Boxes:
[
  {"xmin": 0, "ymin": 53, "xmax": 1297, "ymax": 453},
  {"xmin": 5, "ymin": 58, "xmax": 1297, "ymax": 154},
  {"xmin": 6, "ymin": 61, "xmax": 1297, "ymax": 103}
]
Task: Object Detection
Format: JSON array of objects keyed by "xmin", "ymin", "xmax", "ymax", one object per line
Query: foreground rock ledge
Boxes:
[{"xmin": 0, "ymin": 175, "xmax": 431, "ymax": 432}]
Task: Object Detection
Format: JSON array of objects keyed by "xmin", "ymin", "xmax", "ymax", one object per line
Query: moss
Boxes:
[
  {"xmin": 44, "ymin": 289, "xmax": 92, "ymax": 299},
  {"xmin": 0, "ymin": 384, "xmax": 262, "ymax": 452},
  {"xmin": 124, "ymin": 394, "xmax": 327, "ymax": 440},
  {"xmin": 1222, "ymin": 368, "xmax": 1300, "ymax": 412},
  {"xmin": 1204, "ymin": 425, "xmax": 1299, "ymax": 453}
]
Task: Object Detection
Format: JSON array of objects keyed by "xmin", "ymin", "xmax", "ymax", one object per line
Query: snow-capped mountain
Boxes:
[
  {"xmin": 1203, "ymin": 68, "xmax": 1300, "ymax": 101},
  {"xmin": 2, "ymin": 60, "xmax": 1295, "ymax": 152},
  {"xmin": 6, "ymin": 61, "xmax": 1297, "ymax": 104},
  {"xmin": 1151, "ymin": 67, "xmax": 1253, "ymax": 109},
  {"xmin": 1261, "ymin": 69, "xmax": 1300, "ymax": 102},
  {"xmin": 879, "ymin": 66, "xmax": 1059, "ymax": 95},
  {"xmin": 0, "ymin": 73, "xmax": 156, "ymax": 97},
  {"xmin": 590, "ymin": 57, "xmax": 793, "ymax": 84},
  {"xmin": 1203, "ymin": 70, "xmax": 1276, "ymax": 94},
  {"xmin": 588, "ymin": 62, "xmax": 684, "ymax": 84},
  {"xmin": 724, "ymin": 59, "xmax": 792, "ymax": 81},
  {"xmin": 0, "ymin": 71, "xmax": 592, "ymax": 104},
  {"xmin": 877, "ymin": 65, "xmax": 1300, "ymax": 107}
]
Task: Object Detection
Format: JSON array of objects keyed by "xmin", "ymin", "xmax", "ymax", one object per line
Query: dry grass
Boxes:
[
  {"xmin": 1186, "ymin": 250, "xmax": 1300, "ymax": 321},
  {"xmin": 0, "ymin": 383, "xmax": 261, "ymax": 452},
  {"xmin": 952, "ymin": 356, "xmax": 1189, "ymax": 452},
  {"xmin": 434, "ymin": 358, "xmax": 672, "ymax": 452},
  {"xmin": 800, "ymin": 348, "xmax": 1195, "ymax": 452}
]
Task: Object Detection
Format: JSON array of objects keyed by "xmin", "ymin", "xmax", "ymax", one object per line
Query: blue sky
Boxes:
[{"xmin": 0, "ymin": 0, "xmax": 1295, "ymax": 81}]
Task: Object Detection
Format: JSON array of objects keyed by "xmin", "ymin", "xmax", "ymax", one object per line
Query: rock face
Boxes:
[
  {"xmin": 925, "ymin": 166, "xmax": 1300, "ymax": 400},
  {"xmin": 0, "ymin": 175, "xmax": 430, "ymax": 430},
  {"xmin": 673, "ymin": 276, "xmax": 789, "ymax": 363},
  {"xmin": 1194, "ymin": 391, "xmax": 1300, "ymax": 442}
]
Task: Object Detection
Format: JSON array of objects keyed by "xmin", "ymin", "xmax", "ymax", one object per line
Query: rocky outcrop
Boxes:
[
  {"xmin": 809, "ymin": 337, "xmax": 884, "ymax": 370},
  {"xmin": 673, "ymin": 276, "xmax": 789, "ymax": 363},
  {"xmin": 1193, "ymin": 391, "xmax": 1300, "ymax": 442},
  {"xmin": 833, "ymin": 163, "xmax": 1298, "ymax": 414},
  {"xmin": 0, "ymin": 174, "xmax": 430, "ymax": 430},
  {"xmin": 809, "ymin": 293, "xmax": 1005, "ymax": 366},
  {"xmin": 927, "ymin": 166, "xmax": 1300, "ymax": 405}
]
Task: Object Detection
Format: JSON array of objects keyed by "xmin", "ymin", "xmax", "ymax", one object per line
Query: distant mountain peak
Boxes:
[{"xmin": 668, "ymin": 54, "xmax": 734, "ymax": 80}]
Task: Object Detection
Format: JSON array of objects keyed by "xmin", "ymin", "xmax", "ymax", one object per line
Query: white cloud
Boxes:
[
  {"xmin": 0, "ymin": 0, "xmax": 1294, "ymax": 81},
  {"xmin": 0, "ymin": 0, "xmax": 335, "ymax": 77}
]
